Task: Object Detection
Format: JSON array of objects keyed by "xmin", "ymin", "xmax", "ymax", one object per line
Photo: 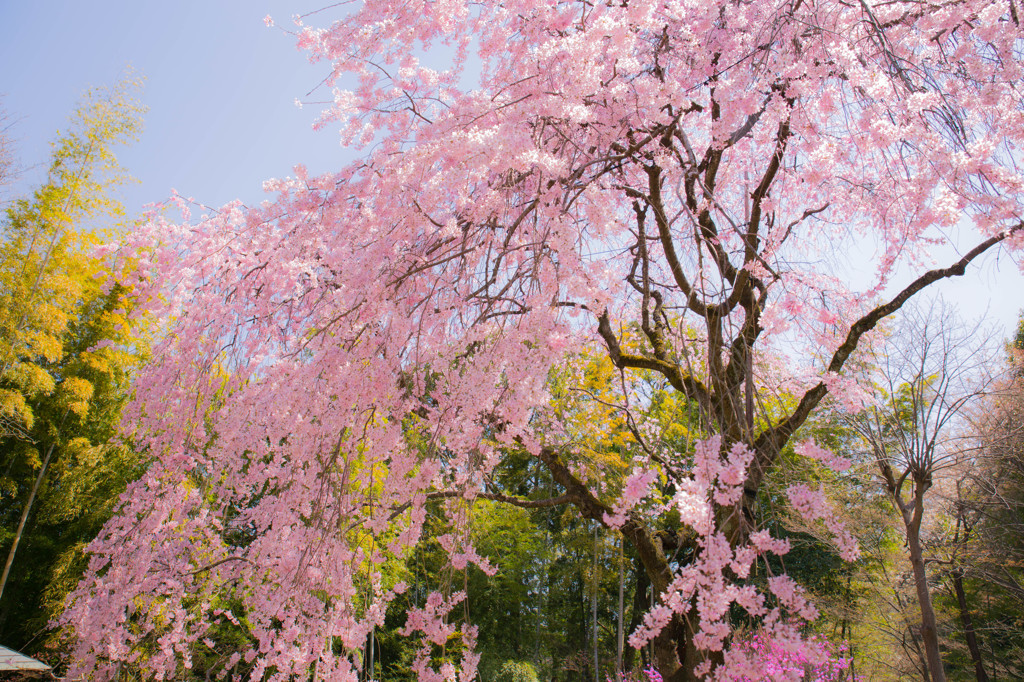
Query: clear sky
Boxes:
[
  {"xmin": 1, "ymin": 1, "xmax": 1022, "ymax": 339},
  {"xmin": 0, "ymin": 1, "xmax": 349, "ymax": 214}
]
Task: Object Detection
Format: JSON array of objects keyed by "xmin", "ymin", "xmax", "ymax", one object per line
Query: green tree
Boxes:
[
  {"xmin": 0, "ymin": 74, "xmax": 142, "ymax": 442},
  {"xmin": 0, "ymin": 75, "xmax": 148, "ymax": 651}
]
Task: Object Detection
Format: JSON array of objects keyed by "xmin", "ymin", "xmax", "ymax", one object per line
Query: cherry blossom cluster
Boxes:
[
  {"xmin": 604, "ymin": 468, "xmax": 661, "ymax": 530},
  {"xmin": 628, "ymin": 436, "xmax": 856, "ymax": 679},
  {"xmin": 729, "ymin": 631, "xmax": 855, "ymax": 682},
  {"xmin": 402, "ymin": 592, "xmax": 480, "ymax": 682}
]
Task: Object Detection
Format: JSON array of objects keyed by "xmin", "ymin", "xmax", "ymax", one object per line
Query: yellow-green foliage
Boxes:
[
  {"xmin": 0, "ymin": 74, "xmax": 144, "ymax": 442},
  {"xmin": 0, "ymin": 75, "xmax": 152, "ymax": 653},
  {"xmin": 495, "ymin": 660, "xmax": 539, "ymax": 682}
]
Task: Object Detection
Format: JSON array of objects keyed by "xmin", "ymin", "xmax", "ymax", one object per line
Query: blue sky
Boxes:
[
  {"xmin": 1, "ymin": 1, "xmax": 1022, "ymax": 337},
  {"xmin": 0, "ymin": 1, "xmax": 349, "ymax": 214}
]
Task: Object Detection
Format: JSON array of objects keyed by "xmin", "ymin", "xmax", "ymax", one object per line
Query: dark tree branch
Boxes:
[
  {"xmin": 597, "ymin": 311, "xmax": 713, "ymax": 413},
  {"xmin": 645, "ymin": 165, "xmax": 712, "ymax": 318},
  {"xmin": 752, "ymin": 223, "xmax": 1023, "ymax": 489},
  {"xmin": 426, "ymin": 490, "xmax": 581, "ymax": 509}
]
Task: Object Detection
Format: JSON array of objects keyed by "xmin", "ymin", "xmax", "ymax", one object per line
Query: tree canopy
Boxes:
[
  {"xmin": 59, "ymin": 2, "xmax": 1024, "ymax": 681},
  {"xmin": 0, "ymin": 76, "xmax": 148, "ymax": 652}
]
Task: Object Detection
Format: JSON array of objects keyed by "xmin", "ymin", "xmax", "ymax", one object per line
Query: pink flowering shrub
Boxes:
[{"xmin": 727, "ymin": 632, "xmax": 855, "ymax": 682}]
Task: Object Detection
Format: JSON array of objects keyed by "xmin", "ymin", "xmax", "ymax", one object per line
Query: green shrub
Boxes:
[{"xmin": 494, "ymin": 660, "xmax": 539, "ymax": 682}]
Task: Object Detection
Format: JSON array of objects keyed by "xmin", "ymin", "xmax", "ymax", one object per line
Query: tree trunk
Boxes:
[
  {"xmin": 952, "ymin": 571, "xmax": 988, "ymax": 682},
  {"xmin": 593, "ymin": 521, "xmax": 600, "ymax": 682},
  {"xmin": 0, "ymin": 438, "xmax": 58, "ymax": 603},
  {"xmin": 888, "ymin": 575, "xmax": 931, "ymax": 682},
  {"xmin": 540, "ymin": 447, "xmax": 724, "ymax": 681},
  {"xmin": 623, "ymin": 554, "xmax": 648, "ymax": 673},
  {"xmin": 617, "ymin": 538, "xmax": 624, "ymax": 675},
  {"xmin": 840, "ymin": 573, "xmax": 857, "ymax": 680},
  {"xmin": 366, "ymin": 628, "xmax": 375, "ymax": 681},
  {"xmin": 906, "ymin": 524, "xmax": 946, "ymax": 682},
  {"xmin": 535, "ymin": 549, "xmax": 545, "ymax": 668}
]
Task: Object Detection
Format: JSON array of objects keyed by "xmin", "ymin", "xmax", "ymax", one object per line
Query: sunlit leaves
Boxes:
[{"xmin": 0, "ymin": 74, "xmax": 150, "ymax": 656}]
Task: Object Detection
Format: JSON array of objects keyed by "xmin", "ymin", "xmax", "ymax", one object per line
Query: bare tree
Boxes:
[
  {"xmin": 948, "ymin": 331, "xmax": 1024, "ymax": 680},
  {"xmin": 943, "ymin": 480, "xmax": 990, "ymax": 682},
  {"xmin": 848, "ymin": 300, "xmax": 998, "ymax": 682},
  {"xmin": 965, "ymin": 348, "xmax": 1024, "ymax": 609}
]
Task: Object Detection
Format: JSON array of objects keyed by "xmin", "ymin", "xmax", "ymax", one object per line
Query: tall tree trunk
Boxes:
[
  {"xmin": 366, "ymin": 628, "xmax": 375, "ymax": 681},
  {"xmin": 540, "ymin": 447, "xmax": 709, "ymax": 680},
  {"xmin": 888, "ymin": 574, "xmax": 931, "ymax": 682},
  {"xmin": 0, "ymin": 438, "xmax": 58, "ymax": 602},
  {"xmin": 623, "ymin": 553, "xmax": 648, "ymax": 673},
  {"xmin": 593, "ymin": 521, "xmax": 600, "ymax": 682},
  {"xmin": 906, "ymin": 523, "xmax": 946, "ymax": 682},
  {"xmin": 617, "ymin": 538, "xmax": 625, "ymax": 676},
  {"xmin": 535, "ymin": 549, "xmax": 545, "ymax": 668},
  {"xmin": 843, "ymin": 574, "xmax": 859, "ymax": 682},
  {"xmin": 952, "ymin": 571, "xmax": 988, "ymax": 682},
  {"xmin": 673, "ymin": 615, "xmax": 702, "ymax": 682}
]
